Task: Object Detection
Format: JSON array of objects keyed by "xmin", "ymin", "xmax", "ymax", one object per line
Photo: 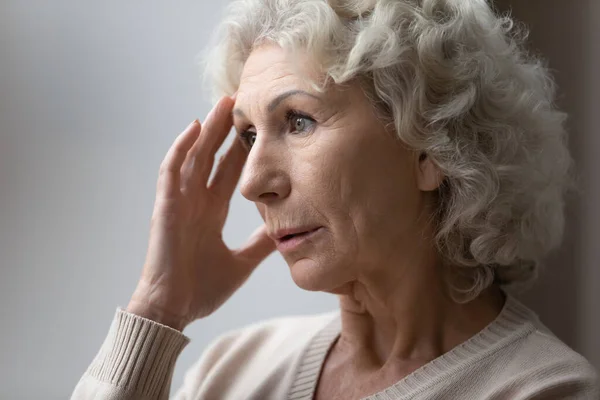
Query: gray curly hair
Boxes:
[{"xmin": 202, "ymin": 0, "xmax": 574, "ymax": 301}]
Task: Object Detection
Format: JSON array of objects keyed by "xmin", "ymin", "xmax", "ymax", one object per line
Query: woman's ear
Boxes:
[{"xmin": 416, "ymin": 152, "xmax": 444, "ymax": 191}]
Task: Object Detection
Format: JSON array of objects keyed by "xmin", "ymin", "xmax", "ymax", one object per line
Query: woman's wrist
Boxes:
[{"xmin": 126, "ymin": 299, "xmax": 188, "ymax": 332}]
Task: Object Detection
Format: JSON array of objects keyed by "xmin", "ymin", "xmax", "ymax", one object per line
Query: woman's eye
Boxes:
[
  {"xmin": 248, "ymin": 132, "xmax": 257, "ymax": 147},
  {"xmin": 288, "ymin": 111, "xmax": 315, "ymax": 134},
  {"xmin": 240, "ymin": 112, "xmax": 315, "ymax": 149},
  {"xmin": 240, "ymin": 130, "xmax": 257, "ymax": 148},
  {"xmin": 293, "ymin": 117, "xmax": 306, "ymax": 132}
]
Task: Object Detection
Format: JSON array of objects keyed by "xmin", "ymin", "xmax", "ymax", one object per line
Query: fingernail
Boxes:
[{"xmin": 230, "ymin": 91, "xmax": 238, "ymax": 101}]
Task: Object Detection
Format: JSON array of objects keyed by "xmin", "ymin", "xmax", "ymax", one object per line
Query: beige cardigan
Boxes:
[{"xmin": 71, "ymin": 295, "xmax": 599, "ymax": 399}]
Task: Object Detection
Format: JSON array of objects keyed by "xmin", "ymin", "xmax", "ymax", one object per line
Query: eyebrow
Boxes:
[{"xmin": 232, "ymin": 89, "xmax": 321, "ymax": 119}]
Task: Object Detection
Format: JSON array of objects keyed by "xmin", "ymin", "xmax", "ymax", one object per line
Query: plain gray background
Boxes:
[{"xmin": 0, "ymin": 1, "xmax": 597, "ymax": 399}]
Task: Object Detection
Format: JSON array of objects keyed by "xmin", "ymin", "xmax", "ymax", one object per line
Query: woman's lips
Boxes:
[{"xmin": 276, "ymin": 227, "xmax": 323, "ymax": 253}]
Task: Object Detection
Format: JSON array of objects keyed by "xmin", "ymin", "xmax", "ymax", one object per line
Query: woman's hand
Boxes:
[{"xmin": 126, "ymin": 96, "xmax": 276, "ymax": 331}]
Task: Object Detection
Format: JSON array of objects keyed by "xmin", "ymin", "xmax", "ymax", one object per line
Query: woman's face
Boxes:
[{"xmin": 234, "ymin": 45, "xmax": 439, "ymax": 293}]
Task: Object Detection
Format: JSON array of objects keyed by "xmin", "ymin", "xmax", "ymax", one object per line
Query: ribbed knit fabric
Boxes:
[
  {"xmin": 71, "ymin": 295, "xmax": 599, "ymax": 400},
  {"xmin": 72, "ymin": 309, "xmax": 190, "ymax": 399},
  {"xmin": 287, "ymin": 316, "xmax": 341, "ymax": 400}
]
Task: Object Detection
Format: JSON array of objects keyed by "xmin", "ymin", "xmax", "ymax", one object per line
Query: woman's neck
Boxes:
[{"xmin": 335, "ymin": 270, "xmax": 506, "ymax": 369}]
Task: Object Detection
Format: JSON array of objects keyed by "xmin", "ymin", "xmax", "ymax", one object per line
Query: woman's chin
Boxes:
[{"xmin": 287, "ymin": 257, "xmax": 346, "ymax": 292}]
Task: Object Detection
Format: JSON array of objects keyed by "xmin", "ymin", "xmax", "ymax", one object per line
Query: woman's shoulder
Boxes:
[
  {"xmin": 484, "ymin": 296, "xmax": 599, "ymax": 397},
  {"xmin": 517, "ymin": 317, "xmax": 598, "ymax": 379},
  {"xmin": 403, "ymin": 296, "xmax": 599, "ymax": 399},
  {"xmin": 502, "ymin": 296, "xmax": 594, "ymax": 367}
]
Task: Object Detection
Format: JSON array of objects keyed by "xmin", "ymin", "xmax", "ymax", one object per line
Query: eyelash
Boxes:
[{"xmin": 239, "ymin": 110, "xmax": 317, "ymax": 149}]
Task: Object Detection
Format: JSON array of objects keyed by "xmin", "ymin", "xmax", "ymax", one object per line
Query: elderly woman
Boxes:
[{"xmin": 72, "ymin": 0, "xmax": 598, "ymax": 399}]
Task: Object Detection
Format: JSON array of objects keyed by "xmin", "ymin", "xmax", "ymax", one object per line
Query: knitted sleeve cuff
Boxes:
[{"xmin": 78, "ymin": 307, "xmax": 190, "ymax": 399}]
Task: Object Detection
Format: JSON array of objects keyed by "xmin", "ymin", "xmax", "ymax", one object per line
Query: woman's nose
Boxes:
[{"xmin": 239, "ymin": 138, "xmax": 291, "ymax": 204}]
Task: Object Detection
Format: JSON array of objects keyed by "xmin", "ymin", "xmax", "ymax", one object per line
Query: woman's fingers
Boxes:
[
  {"xmin": 209, "ymin": 136, "xmax": 247, "ymax": 200},
  {"xmin": 157, "ymin": 120, "xmax": 201, "ymax": 195},
  {"xmin": 185, "ymin": 96, "xmax": 236, "ymax": 187},
  {"xmin": 234, "ymin": 224, "xmax": 276, "ymax": 270}
]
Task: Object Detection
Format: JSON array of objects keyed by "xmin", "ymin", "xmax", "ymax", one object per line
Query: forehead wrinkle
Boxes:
[
  {"xmin": 267, "ymin": 90, "xmax": 322, "ymax": 112},
  {"xmin": 236, "ymin": 72, "xmax": 308, "ymax": 122},
  {"xmin": 234, "ymin": 46, "xmax": 342, "ymax": 122},
  {"xmin": 239, "ymin": 56, "xmax": 292, "ymax": 89}
]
